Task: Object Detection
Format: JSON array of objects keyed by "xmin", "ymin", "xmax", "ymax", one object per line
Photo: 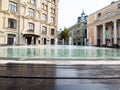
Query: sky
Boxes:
[{"xmin": 58, "ymin": 0, "xmax": 117, "ymax": 30}]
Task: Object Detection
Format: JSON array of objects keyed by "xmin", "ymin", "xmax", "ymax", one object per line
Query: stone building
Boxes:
[
  {"xmin": 69, "ymin": 11, "xmax": 87, "ymax": 45},
  {"xmin": 0, "ymin": 0, "xmax": 59, "ymax": 45},
  {"xmin": 87, "ymin": 0, "xmax": 120, "ymax": 47}
]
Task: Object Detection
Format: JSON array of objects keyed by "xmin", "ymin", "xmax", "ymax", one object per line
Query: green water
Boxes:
[{"xmin": 0, "ymin": 45, "xmax": 120, "ymax": 59}]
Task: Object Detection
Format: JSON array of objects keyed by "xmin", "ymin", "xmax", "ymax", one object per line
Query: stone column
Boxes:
[
  {"xmin": 94, "ymin": 26, "xmax": 97, "ymax": 46},
  {"xmin": 108, "ymin": 25, "xmax": 112, "ymax": 47},
  {"xmin": 102, "ymin": 23, "xmax": 106, "ymax": 47},
  {"xmin": 113, "ymin": 20, "xmax": 118, "ymax": 47},
  {"xmin": 87, "ymin": 30, "xmax": 89, "ymax": 45}
]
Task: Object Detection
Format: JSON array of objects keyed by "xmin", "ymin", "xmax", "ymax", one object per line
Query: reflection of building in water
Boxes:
[
  {"xmin": 68, "ymin": 11, "xmax": 87, "ymax": 46},
  {"xmin": 0, "ymin": 0, "xmax": 59, "ymax": 45},
  {"xmin": 87, "ymin": 0, "xmax": 120, "ymax": 48}
]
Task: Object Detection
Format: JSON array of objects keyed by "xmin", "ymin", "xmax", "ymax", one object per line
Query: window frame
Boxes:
[
  {"xmin": 28, "ymin": 8, "xmax": 35, "ymax": 17},
  {"xmin": 51, "ymin": 17, "xmax": 55, "ymax": 24},
  {"xmin": 28, "ymin": 0, "xmax": 35, "ymax": 4},
  {"xmin": 118, "ymin": 3, "xmax": 120, "ymax": 9},
  {"xmin": 9, "ymin": 1, "xmax": 17, "ymax": 12},
  {"xmin": 8, "ymin": 19, "xmax": 17, "ymax": 29},
  {"xmin": 42, "ymin": 26, "xmax": 47, "ymax": 34},
  {"xmin": 51, "ymin": 28, "xmax": 55, "ymax": 35},
  {"xmin": 28, "ymin": 22, "xmax": 34, "ymax": 31},
  {"xmin": 42, "ymin": 13, "xmax": 47, "ymax": 21}
]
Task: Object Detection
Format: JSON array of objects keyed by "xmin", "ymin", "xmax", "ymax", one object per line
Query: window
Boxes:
[
  {"xmin": 9, "ymin": 2, "xmax": 17, "ymax": 12},
  {"xmin": 42, "ymin": 3, "xmax": 44, "ymax": 9},
  {"xmin": 44, "ymin": 5, "xmax": 47, "ymax": 10},
  {"xmin": 28, "ymin": 23, "xmax": 34, "ymax": 31},
  {"xmin": 42, "ymin": 14, "xmax": 47, "ymax": 21},
  {"xmin": 51, "ymin": 0, "xmax": 55, "ymax": 4},
  {"xmin": 42, "ymin": 26, "xmax": 47, "ymax": 34},
  {"xmin": 28, "ymin": 8, "xmax": 34, "ymax": 17},
  {"xmin": 118, "ymin": 3, "xmax": 120, "ymax": 9},
  {"xmin": 51, "ymin": 28, "xmax": 55, "ymax": 35},
  {"xmin": 51, "ymin": 17, "xmax": 55, "ymax": 23},
  {"xmin": 42, "ymin": 3, "xmax": 47, "ymax": 10},
  {"xmin": 50, "ymin": 8, "xmax": 55, "ymax": 14},
  {"xmin": 8, "ymin": 19, "xmax": 17, "ymax": 28},
  {"xmin": 28, "ymin": 0, "xmax": 35, "ymax": 4},
  {"xmin": 98, "ymin": 13, "xmax": 101, "ymax": 17}
]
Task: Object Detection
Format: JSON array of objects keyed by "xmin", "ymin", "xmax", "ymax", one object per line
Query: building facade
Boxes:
[
  {"xmin": 69, "ymin": 11, "xmax": 87, "ymax": 45},
  {"xmin": 87, "ymin": 0, "xmax": 120, "ymax": 47},
  {"xmin": 0, "ymin": 0, "xmax": 59, "ymax": 45}
]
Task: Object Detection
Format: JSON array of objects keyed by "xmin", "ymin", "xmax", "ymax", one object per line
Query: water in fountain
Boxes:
[
  {"xmin": 25, "ymin": 39, "xmax": 27, "ymax": 45},
  {"xmin": 84, "ymin": 38, "xmax": 87, "ymax": 46},
  {"xmin": 1, "ymin": 45, "xmax": 120, "ymax": 59},
  {"xmin": 13, "ymin": 37, "xmax": 16, "ymax": 46},
  {"xmin": 69, "ymin": 36, "xmax": 72, "ymax": 45},
  {"xmin": 89, "ymin": 37, "xmax": 92, "ymax": 46},
  {"xmin": 55, "ymin": 38, "xmax": 58, "ymax": 45},
  {"xmin": 62, "ymin": 39, "xmax": 64, "ymax": 45},
  {"xmin": 31, "ymin": 37, "xmax": 34, "ymax": 45}
]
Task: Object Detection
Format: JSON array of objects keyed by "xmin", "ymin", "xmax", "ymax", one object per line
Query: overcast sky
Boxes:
[{"xmin": 58, "ymin": 0, "xmax": 117, "ymax": 30}]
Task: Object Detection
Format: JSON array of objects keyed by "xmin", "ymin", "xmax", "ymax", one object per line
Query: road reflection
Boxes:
[{"xmin": 0, "ymin": 64, "xmax": 120, "ymax": 90}]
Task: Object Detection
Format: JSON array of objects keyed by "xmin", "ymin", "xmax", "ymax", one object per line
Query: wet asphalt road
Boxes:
[{"xmin": 0, "ymin": 64, "xmax": 120, "ymax": 90}]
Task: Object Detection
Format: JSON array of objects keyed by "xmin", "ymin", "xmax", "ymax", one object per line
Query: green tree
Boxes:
[{"xmin": 59, "ymin": 28, "xmax": 70, "ymax": 44}]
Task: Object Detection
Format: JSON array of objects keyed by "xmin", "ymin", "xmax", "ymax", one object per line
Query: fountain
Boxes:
[
  {"xmin": 84, "ymin": 38, "xmax": 87, "ymax": 46},
  {"xmin": 13, "ymin": 37, "xmax": 16, "ymax": 46},
  {"xmin": 0, "ymin": 45, "xmax": 120, "ymax": 59},
  {"xmin": 31, "ymin": 37, "xmax": 34, "ymax": 45},
  {"xmin": 69, "ymin": 36, "xmax": 72, "ymax": 45},
  {"xmin": 55, "ymin": 38, "xmax": 58, "ymax": 45},
  {"xmin": 62, "ymin": 39, "xmax": 64, "ymax": 45},
  {"xmin": 89, "ymin": 37, "xmax": 92, "ymax": 46},
  {"xmin": 25, "ymin": 39, "xmax": 27, "ymax": 45}
]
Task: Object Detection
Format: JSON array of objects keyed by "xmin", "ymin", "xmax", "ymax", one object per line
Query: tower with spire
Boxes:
[
  {"xmin": 77, "ymin": 10, "xmax": 87, "ymax": 23},
  {"xmin": 68, "ymin": 11, "xmax": 87, "ymax": 46}
]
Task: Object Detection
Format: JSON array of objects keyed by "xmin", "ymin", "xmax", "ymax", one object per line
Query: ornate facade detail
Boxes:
[{"xmin": 96, "ymin": 10, "xmax": 120, "ymax": 22}]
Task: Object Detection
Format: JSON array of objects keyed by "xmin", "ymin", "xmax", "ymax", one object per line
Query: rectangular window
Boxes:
[
  {"xmin": 53, "ymin": 9, "xmax": 55, "ymax": 14},
  {"xmin": 9, "ymin": 2, "xmax": 17, "ymax": 12},
  {"xmin": 42, "ymin": 3, "xmax": 44, "ymax": 9},
  {"xmin": 42, "ymin": 4, "xmax": 47, "ymax": 10},
  {"xmin": 118, "ymin": 3, "xmax": 120, "ymax": 9},
  {"xmin": 42, "ymin": 26, "xmax": 47, "ymax": 34},
  {"xmin": 44, "ymin": 5, "xmax": 47, "ymax": 10},
  {"xmin": 8, "ymin": 19, "xmax": 17, "ymax": 28},
  {"xmin": 28, "ymin": 0, "xmax": 35, "ymax": 4},
  {"xmin": 98, "ymin": 13, "xmax": 101, "ymax": 17},
  {"xmin": 51, "ymin": 28, "xmax": 54, "ymax": 35},
  {"xmin": 28, "ymin": 8, "xmax": 34, "ymax": 17},
  {"xmin": 51, "ymin": 0, "xmax": 55, "ymax": 4},
  {"xmin": 28, "ymin": 23, "xmax": 34, "ymax": 31},
  {"xmin": 51, "ymin": 17, "xmax": 55, "ymax": 24},
  {"xmin": 42, "ymin": 14, "xmax": 47, "ymax": 21},
  {"xmin": 50, "ymin": 8, "xmax": 55, "ymax": 14}
]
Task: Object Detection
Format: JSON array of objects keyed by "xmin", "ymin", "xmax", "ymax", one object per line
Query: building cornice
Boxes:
[
  {"xmin": 89, "ymin": 0, "xmax": 120, "ymax": 16},
  {"xmin": 95, "ymin": 9, "xmax": 120, "ymax": 22}
]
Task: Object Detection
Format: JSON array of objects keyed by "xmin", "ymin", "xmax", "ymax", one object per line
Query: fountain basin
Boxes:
[{"xmin": 0, "ymin": 45, "xmax": 120, "ymax": 59}]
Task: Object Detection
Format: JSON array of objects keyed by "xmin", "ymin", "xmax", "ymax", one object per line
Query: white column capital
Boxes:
[
  {"xmin": 112, "ymin": 20, "xmax": 117, "ymax": 23},
  {"xmin": 102, "ymin": 23, "xmax": 106, "ymax": 27}
]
